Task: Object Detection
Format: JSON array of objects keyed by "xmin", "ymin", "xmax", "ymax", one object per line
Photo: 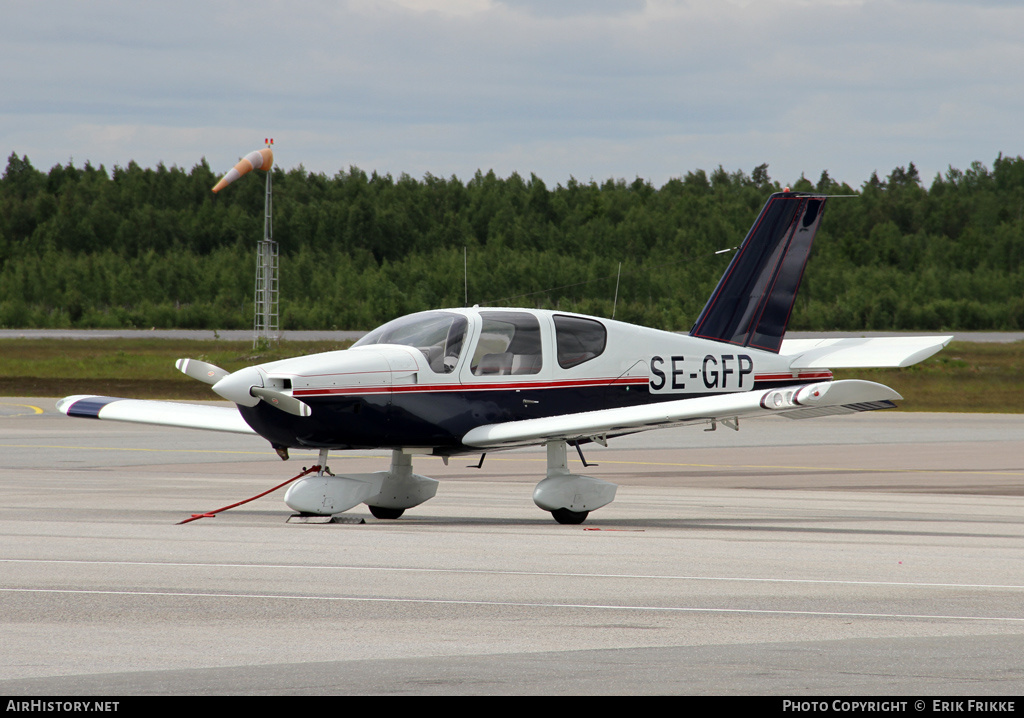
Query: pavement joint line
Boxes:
[
  {"xmin": 0, "ymin": 443, "xmax": 277, "ymax": 456},
  {"xmin": 3, "ymin": 558, "xmax": 1024, "ymax": 591},
  {"xmin": 1, "ymin": 586, "xmax": 1022, "ymax": 623}
]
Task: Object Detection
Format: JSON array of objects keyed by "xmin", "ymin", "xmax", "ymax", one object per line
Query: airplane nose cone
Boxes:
[{"xmin": 211, "ymin": 366, "xmax": 264, "ymax": 407}]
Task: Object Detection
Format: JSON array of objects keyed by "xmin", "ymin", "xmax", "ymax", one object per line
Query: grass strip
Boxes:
[{"xmin": 0, "ymin": 339, "xmax": 352, "ymax": 401}]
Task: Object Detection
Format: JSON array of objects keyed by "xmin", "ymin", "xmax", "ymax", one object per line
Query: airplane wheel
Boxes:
[
  {"xmin": 368, "ymin": 506, "xmax": 405, "ymax": 520},
  {"xmin": 551, "ymin": 508, "xmax": 589, "ymax": 525}
]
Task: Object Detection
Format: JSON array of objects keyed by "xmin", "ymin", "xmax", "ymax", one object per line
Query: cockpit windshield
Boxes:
[{"xmin": 353, "ymin": 311, "xmax": 468, "ymax": 374}]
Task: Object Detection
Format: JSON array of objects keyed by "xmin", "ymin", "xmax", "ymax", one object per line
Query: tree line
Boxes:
[{"xmin": 1, "ymin": 152, "xmax": 1022, "ymax": 332}]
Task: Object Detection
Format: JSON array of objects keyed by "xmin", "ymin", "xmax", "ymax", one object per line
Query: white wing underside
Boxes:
[
  {"xmin": 462, "ymin": 379, "xmax": 901, "ymax": 450},
  {"xmin": 56, "ymin": 395, "xmax": 256, "ymax": 434}
]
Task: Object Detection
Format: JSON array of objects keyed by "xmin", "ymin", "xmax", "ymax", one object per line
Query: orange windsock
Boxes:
[{"xmin": 212, "ymin": 148, "xmax": 274, "ymax": 193}]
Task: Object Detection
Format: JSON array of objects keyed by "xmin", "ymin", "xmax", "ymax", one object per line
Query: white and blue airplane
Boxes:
[{"xmin": 58, "ymin": 191, "xmax": 951, "ymax": 524}]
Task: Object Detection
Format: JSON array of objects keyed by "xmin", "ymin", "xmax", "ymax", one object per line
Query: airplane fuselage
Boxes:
[{"xmin": 236, "ymin": 307, "xmax": 830, "ymax": 453}]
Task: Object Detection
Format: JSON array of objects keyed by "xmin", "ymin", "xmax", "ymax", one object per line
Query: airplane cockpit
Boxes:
[
  {"xmin": 353, "ymin": 310, "xmax": 468, "ymax": 374},
  {"xmin": 352, "ymin": 309, "xmax": 609, "ymax": 379}
]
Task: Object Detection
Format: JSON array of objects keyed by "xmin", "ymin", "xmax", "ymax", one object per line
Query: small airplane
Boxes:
[{"xmin": 58, "ymin": 190, "xmax": 951, "ymax": 524}]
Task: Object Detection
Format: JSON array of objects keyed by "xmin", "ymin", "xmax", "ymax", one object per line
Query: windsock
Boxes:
[{"xmin": 212, "ymin": 148, "xmax": 274, "ymax": 193}]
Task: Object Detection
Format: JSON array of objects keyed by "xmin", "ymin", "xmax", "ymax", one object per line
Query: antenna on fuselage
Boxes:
[
  {"xmin": 464, "ymin": 246, "xmax": 469, "ymax": 306},
  {"xmin": 612, "ymin": 262, "xmax": 621, "ymax": 319}
]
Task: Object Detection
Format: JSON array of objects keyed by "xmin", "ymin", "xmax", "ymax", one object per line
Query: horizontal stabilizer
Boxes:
[
  {"xmin": 781, "ymin": 336, "xmax": 953, "ymax": 369},
  {"xmin": 56, "ymin": 395, "xmax": 256, "ymax": 434},
  {"xmin": 462, "ymin": 379, "xmax": 901, "ymax": 449}
]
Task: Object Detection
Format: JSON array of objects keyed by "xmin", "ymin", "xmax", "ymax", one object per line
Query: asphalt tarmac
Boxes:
[{"xmin": 1, "ymin": 398, "xmax": 1023, "ymax": 696}]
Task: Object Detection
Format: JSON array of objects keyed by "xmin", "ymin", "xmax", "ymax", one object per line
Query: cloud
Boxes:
[{"xmin": 2, "ymin": 0, "xmax": 1021, "ymax": 186}]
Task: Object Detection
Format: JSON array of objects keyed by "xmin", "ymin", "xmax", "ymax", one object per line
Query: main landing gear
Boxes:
[{"xmin": 532, "ymin": 441, "xmax": 618, "ymax": 525}]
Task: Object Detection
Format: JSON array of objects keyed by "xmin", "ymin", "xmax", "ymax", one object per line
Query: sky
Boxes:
[{"xmin": 2, "ymin": 0, "xmax": 1021, "ymax": 189}]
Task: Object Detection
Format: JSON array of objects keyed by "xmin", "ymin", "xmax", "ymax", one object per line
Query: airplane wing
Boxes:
[
  {"xmin": 780, "ymin": 336, "xmax": 953, "ymax": 369},
  {"xmin": 461, "ymin": 379, "xmax": 900, "ymax": 449},
  {"xmin": 56, "ymin": 395, "xmax": 256, "ymax": 434}
]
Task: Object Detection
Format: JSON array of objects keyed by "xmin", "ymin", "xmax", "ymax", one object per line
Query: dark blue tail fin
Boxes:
[{"xmin": 689, "ymin": 192, "xmax": 827, "ymax": 353}]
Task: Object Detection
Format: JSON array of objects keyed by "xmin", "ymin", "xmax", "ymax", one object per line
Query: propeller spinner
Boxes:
[{"xmin": 176, "ymin": 359, "xmax": 311, "ymax": 417}]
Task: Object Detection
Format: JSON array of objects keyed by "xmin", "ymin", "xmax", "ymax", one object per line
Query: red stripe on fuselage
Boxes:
[
  {"xmin": 291, "ymin": 372, "xmax": 829, "ymax": 398},
  {"xmin": 293, "ymin": 376, "xmax": 650, "ymax": 397}
]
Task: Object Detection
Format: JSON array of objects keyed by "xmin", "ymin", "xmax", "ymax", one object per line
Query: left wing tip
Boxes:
[{"xmin": 57, "ymin": 395, "xmax": 123, "ymax": 418}]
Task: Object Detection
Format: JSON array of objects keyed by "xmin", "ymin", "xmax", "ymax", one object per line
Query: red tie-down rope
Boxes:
[{"xmin": 177, "ymin": 465, "xmax": 323, "ymax": 525}]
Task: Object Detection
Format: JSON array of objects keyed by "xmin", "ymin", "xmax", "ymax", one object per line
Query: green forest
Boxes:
[{"xmin": 1, "ymin": 152, "xmax": 1022, "ymax": 332}]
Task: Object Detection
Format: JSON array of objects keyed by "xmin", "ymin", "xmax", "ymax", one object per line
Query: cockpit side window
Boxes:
[
  {"xmin": 554, "ymin": 314, "xmax": 606, "ymax": 369},
  {"xmin": 471, "ymin": 311, "xmax": 543, "ymax": 376},
  {"xmin": 353, "ymin": 311, "xmax": 468, "ymax": 374}
]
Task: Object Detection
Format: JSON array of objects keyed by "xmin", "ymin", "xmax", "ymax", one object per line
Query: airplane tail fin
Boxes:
[{"xmin": 690, "ymin": 191, "xmax": 827, "ymax": 353}]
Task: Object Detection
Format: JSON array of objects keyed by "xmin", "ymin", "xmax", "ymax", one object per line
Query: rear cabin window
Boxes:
[
  {"xmin": 554, "ymin": 315, "xmax": 607, "ymax": 369},
  {"xmin": 471, "ymin": 311, "xmax": 543, "ymax": 376}
]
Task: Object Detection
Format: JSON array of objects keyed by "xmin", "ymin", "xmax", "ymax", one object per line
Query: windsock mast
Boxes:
[{"xmin": 212, "ymin": 139, "xmax": 278, "ymax": 348}]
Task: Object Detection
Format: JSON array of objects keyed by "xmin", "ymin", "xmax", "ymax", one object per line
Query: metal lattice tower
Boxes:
[{"xmin": 253, "ymin": 166, "xmax": 278, "ymax": 348}]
